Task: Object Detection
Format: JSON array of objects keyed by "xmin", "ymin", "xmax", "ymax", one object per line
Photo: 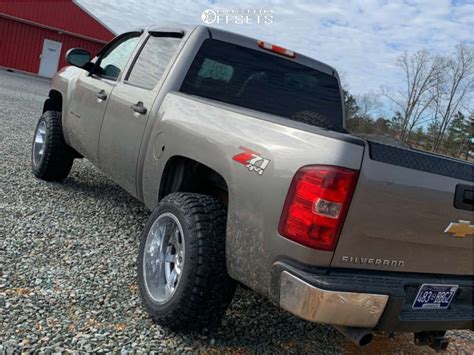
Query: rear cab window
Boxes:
[{"xmin": 180, "ymin": 39, "xmax": 343, "ymax": 131}]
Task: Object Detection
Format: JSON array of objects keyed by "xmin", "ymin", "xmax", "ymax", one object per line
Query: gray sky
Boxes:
[{"xmin": 78, "ymin": 0, "xmax": 474, "ymax": 97}]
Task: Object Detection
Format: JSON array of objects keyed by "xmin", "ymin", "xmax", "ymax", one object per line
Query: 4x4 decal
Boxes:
[{"xmin": 232, "ymin": 146, "xmax": 270, "ymax": 176}]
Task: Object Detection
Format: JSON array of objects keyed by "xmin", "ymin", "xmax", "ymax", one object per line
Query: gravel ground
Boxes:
[{"xmin": 0, "ymin": 69, "xmax": 472, "ymax": 354}]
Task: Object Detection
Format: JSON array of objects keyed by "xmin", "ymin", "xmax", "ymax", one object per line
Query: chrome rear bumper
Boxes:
[{"xmin": 279, "ymin": 271, "xmax": 389, "ymax": 328}]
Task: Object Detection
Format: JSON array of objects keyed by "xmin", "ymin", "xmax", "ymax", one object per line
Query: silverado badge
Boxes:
[{"xmin": 444, "ymin": 220, "xmax": 474, "ymax": 238}]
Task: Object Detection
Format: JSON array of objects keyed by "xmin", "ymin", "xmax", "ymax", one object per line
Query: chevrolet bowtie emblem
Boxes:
[{"xmin": 444, "ymin": 220, "xmax": 474, "ymax": 238}]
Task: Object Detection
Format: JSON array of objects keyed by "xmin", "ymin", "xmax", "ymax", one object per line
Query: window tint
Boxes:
[
  {"xmin": 180, "ymin": 40, "xmax": 343, "ymax": 131},
  {"xmin": 127, "ymin": 35, "xmax": 182, "ymax": 89},
  {"xmin": 98, "ymin": 34, "xmax": 140, "ymax": 80}
]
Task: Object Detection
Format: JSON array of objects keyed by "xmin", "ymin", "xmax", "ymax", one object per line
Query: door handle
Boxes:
[
  {"xmin": 131, "ymin": 101, "xmax": 147, "ymax": 115},
  {"xmin": 96, "ymin": 90, "xmax": 107, "ymax": 100}
]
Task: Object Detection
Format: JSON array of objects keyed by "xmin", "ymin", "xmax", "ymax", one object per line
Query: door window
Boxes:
[
  {"xmin": 126, "ymin": 34, "xmax": 182, "ymax": 90},
  {"xmin": 96, "ymin": 34, "xmax": 141, "ymax": 80}
]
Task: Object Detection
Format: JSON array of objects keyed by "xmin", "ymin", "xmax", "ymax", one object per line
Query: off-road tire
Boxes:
[
  {"xmin": 31, "ymin": 110, "xmax": 74, "ymax": 181},
  {"xmin": 138, "ymin": 193, "xmax": 236, "ymax": 330}
]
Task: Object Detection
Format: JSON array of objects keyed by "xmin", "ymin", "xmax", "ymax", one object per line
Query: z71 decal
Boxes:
[{"xmin": 232, "ymin": 146, "xmax": 270, "ymax": 176}]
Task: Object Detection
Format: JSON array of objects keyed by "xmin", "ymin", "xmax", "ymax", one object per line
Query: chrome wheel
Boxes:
[
  {"xmin": 143, "ymin": 212, "xmax": 185, "ymax": 304},
  {"xmin": 33, "ymin": 120, "xmax": 46, "ymax": 166}
]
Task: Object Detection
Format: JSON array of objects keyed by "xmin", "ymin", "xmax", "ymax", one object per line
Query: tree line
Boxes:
[{"xmin": 345, "ymin": 42, "xmax": 473, "ymax": 161}]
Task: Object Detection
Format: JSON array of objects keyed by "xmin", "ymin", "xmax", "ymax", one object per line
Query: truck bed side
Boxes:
[{"xmin": 141, "ymin": 92, "xmax": 365, "ymax": 296}]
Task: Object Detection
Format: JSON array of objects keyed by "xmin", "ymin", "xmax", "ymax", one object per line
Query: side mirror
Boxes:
[{"xmin": 65, "ymin": 48, "xmax": 91, "ymax": 68}]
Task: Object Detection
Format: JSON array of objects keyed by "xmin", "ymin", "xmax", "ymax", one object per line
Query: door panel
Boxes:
[
  {"xmin": 67, "ymin": 73, "xmax": 114, "ymax": 164},
  {"xmin": 98, "ymin": 85, "xmax": 155, "ymax": 196},
  {"xmin": 98, "ymin": 33, "xmax": 183, "ymax": 197},
  {"xmin": 65, "ymin": 32, "xmax": 142, "ymax": 164},
  {"xmin": 38, "ymin": 39, "xmax": 62, "ymax": 78}
]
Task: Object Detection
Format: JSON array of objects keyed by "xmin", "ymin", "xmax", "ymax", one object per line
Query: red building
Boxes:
[{"xmin": 0, "ymin": 0, "xmax": 115, "ymax": 77}]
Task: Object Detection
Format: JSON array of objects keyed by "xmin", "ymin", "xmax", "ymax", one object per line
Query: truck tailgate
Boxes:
[{"xmin": 332, "ymin": 141, "xmax": 473, "ymax": 275}]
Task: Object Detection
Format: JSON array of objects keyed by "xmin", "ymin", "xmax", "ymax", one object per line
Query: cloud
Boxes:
[{"xmin": 77, "ymin": 0, "xmax": 474, "ymax": 95}]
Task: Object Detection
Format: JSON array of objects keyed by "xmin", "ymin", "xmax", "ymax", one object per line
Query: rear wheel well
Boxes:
[
  {"xmin": 43, "ymin": 90, "xmax": 63, "ymax": 113},
  {"xmin": 159, "ymin": 157, "xmax": 229, "ymax": 207}
]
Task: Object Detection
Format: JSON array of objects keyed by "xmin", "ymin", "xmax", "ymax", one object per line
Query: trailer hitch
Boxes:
[{"xmin": 414, "ymin": 331, "xmax": 449, "ymax": 352}]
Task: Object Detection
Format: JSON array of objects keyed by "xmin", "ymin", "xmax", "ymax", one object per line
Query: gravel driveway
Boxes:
[{"xmin": 1, "ymin": 70, "xmax": 472, "ymax": 354}]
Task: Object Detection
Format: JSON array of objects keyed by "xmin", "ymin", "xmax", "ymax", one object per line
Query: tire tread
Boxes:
[
  {"xmin": 32, "ymin": 110, "xmax": 74, "ymax": 181},
  {"xmin": 138, "ymin": 192, "xmax": 236, "ymax": 330}
]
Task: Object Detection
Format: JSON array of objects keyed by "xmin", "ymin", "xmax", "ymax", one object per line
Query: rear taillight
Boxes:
[{"xmin": 278, "ymin": 166, "xmax": 359, "ymax": 251}]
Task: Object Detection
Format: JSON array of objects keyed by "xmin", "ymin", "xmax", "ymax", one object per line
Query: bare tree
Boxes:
[
  {"xmin": 382, "ymin": 50, "xmax": 443, "ymax": 142},
  {"xmin": 431, "ymin": 43, "xmax": 474, "ymax": 152},
  {"xmin": 355, "ymin": 92, "xmax": 381, "ymax": 118}
]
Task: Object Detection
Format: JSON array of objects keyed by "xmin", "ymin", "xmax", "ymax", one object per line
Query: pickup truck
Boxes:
[{"xmin": 31, "ymin": 25, "xmax": 473, "ymax": 351}]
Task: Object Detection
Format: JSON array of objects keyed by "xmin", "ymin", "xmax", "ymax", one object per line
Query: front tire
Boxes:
[
  {"xmin": 138, "ymin": 193, "xmax": 236, "ymax": 330},
  {"xmin": 31, "ymin": 110, "xmax": 74, "ymax": 181}
]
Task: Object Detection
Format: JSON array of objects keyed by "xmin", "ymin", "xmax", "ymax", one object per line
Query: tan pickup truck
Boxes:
[{"xmin": 31, "ymin": 25, "xmax": 473, "ymax": 351}]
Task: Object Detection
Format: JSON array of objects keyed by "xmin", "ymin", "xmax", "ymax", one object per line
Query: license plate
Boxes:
[{"xmin": 412, "ymin": 284, "xmax": 458, "ymax": 310}]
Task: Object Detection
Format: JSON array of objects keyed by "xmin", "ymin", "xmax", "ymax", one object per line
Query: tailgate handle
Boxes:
[{"xmin": 454, "ymin": 184, "xmax": 474, "ymax": 211}]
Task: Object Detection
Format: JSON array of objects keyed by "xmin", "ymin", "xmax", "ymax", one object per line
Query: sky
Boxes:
[{"xmin": 77, "ymin": 0, "xmax": 474, "ymax": 97}]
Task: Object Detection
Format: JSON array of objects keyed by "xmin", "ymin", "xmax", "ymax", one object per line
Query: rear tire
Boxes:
[
  {"xmin": 31, "ymin": 110, "xmax": 74, "ymax": 181},
  {"xmin": 138, "ymin": 193, "xmax": 236, "ymax": 330}
]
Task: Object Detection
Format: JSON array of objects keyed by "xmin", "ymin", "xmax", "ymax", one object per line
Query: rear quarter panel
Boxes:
[{"xmin": 141, "ymin": 93, "xmax": 365, "ymax": 296}]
